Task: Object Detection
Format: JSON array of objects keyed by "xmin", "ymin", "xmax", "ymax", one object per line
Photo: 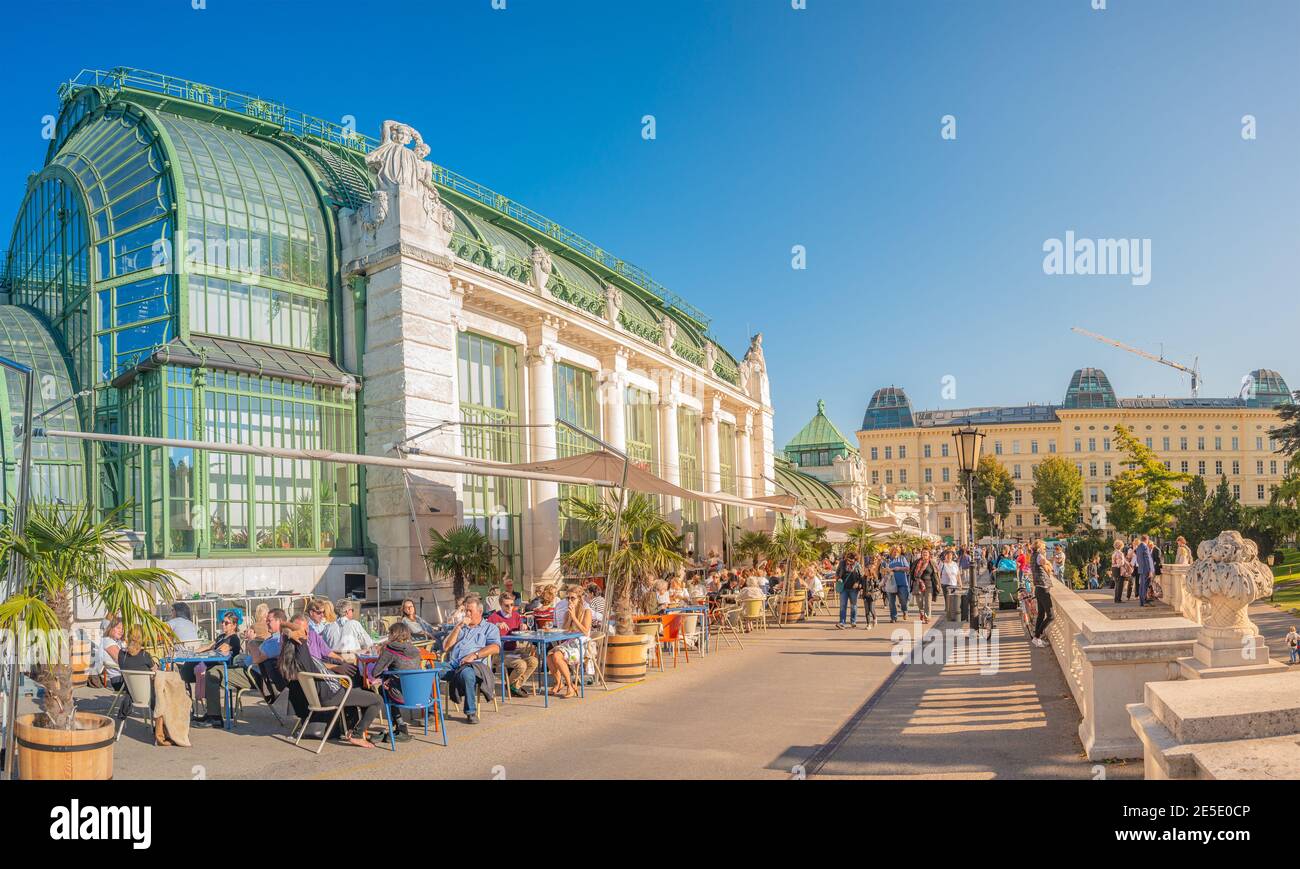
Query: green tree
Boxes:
[
  {"xmin": 1031, "ymin": 455, "xmax": 1084, "ymax": 533},
  {"xmin": 1174, "ymin": 475, "xmax": 1211, "ymax": 550},
  {"xmin": 971, "ymin": 455, "xmax": 1014, "ymax": 538},
  {"xmin": 0, "ymin": 503, "xmax": 180, "ymax": 731},
  {"xmin": 842, "ymin": 522, "xmax": 878, "ymax": 560},
  {"xmin": 1109, "ymin": 423, "xmax": 1191, "ymax": 536},
  {"xmin": 735, "ymin": 530, "xmax": 773, "ymax": 567},
  {"xmin": 565, "ymin": 492, "xmax": 685, "ymax": 635},
  {"xmin": 1203, "ymin": 475, "xmax": 1244, "ymax": 539},
  {"xmin": 425, "ymin": 524, "xmax": 498, "ymax": 601}
]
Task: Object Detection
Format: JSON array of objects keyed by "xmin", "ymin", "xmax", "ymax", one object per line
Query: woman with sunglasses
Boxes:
[
  {"xmin": 547, "ymin": 588, "xmax": 591, "ymax": 699},
  {"xmin": 190, "ymin": 612, "xmax": 244, "ymax": 727}
]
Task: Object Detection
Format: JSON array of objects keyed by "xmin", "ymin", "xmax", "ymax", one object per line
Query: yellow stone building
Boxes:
[{"xmin": 855, "ymin": 368, "xmax": 1293, "ymax": 542}]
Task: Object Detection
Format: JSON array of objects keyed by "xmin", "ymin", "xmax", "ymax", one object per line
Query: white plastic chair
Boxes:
[
  {"xmin": 115, "ymin": 669, "xmax": 155, "ymax": 742},
  {"xmin": 291, "ymin": 671, "xmax": 351, "ymax": 755}
]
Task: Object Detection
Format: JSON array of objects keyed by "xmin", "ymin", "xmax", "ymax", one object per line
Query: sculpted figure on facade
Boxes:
[
  {"xmin": 364, "ymin": 120, "xmax": 453, "ymax": 235},
  {"xmin": 530, "ymin": 245, "xmax": 553, "ymax": 292},
  {"xmin": 603, "ymin": 282, "xmax": 623, "ymax": 328},
  {"xmin": 744, "ymin": 331, "xmax": 766, "ymax": 373},
  {"xmin": 660, "ymin": 315, "xmax": 678, "ymax": 352},
  {"xmin": 704, "ymin": 341, "xmax": 717, "ymax": 374}
]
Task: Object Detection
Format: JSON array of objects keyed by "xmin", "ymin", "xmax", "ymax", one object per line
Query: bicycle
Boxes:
[
  {"xmin": 1017, "ymin": 576, "xmax": 1038, "ymax": 637},
  {"xmin": 975, "ymin": 584, "xmax": 998, "ymax": 642}
]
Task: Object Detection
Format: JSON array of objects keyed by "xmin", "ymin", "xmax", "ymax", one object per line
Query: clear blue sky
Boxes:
[{"xmin": 2, "ymin": 0, "xmax": 1296, "ymax": 447}]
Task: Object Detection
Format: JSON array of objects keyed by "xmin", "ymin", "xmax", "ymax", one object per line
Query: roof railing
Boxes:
[{"xmin": 60, "ymin": 67, "xmax": 713, "ymax": 332}]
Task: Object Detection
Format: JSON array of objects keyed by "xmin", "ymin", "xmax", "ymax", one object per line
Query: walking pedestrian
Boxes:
[
  {"xmin": 1111, "ymin": 538, "xmax": 1130, "ymax": 602},
  {"xmin": 912, "ymin": 549, "xmax": 937, "ymax": 624},
  {"xmin": 1135, "ymin": 534, "xmax": 1154, "ymax": 606},
  {"xmin": 886, "ymin": 547, "xmax": 911, "ymax": 622},
  {"xmin": 1029, "ymin": 541, "xmax": 1055, "ymax": 648},
  {"xmin": 835, "ymin": 551, "xmax": 863, "ymax": 629}
]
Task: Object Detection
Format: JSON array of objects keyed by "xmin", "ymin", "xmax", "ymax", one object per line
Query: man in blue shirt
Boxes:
[
  {"xmin": 1135, "ymin": 534, "xmax": 1155, "ymax": 606},
  {"xmin": 442, "ymin": 595, "xmax": 501, "ymax": 724}
]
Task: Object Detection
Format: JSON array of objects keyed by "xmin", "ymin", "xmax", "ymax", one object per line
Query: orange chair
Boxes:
[{"xmin": 658, "ymin": 614, "xmax": 690, "ymax": 668}]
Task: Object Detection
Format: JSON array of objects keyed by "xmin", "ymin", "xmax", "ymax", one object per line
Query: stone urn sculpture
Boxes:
[{"xmin": 1179, "ymin": 530, "xmax": 1283, "ymax": 679}]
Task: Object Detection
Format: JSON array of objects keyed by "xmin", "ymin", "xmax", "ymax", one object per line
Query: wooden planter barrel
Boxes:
[
  {"xmin": 16, "ymin": 712, "xmax": 115, "ymax": 780},
  {"xmin": 70, "ymin": 641, "xmax": 92, "ymax": 688},
  {"xmin": 782, "ymin": 590, "xmax": 808, "ymax": 623},
  {"xmin": 606, "ymin": 633, "xmax": 651, "ymax": 682}
]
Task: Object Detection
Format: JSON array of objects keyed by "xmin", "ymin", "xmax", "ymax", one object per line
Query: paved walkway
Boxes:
[{"xmin": 808, "ymin": 606, "xmax": 1142, "ymax": 780}]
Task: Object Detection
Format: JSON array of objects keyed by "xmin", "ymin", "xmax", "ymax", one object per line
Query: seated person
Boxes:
[
  {"xmin": 441, "ymin": 595, "xmax": 500, "ymax": 724},
  {"xmin": 192, "ymin": 611, "xmax": 249, "ymax": 728},
  {"xmin": 654, "ymin": 580, "xmax": 671, "ymax": 612},
  {"xmin": 398, "ymin": 598, "xmax": 436, "ymax": 640},
  {"xmin": 585, "ymin": 583, "xmax": 606, "ymax": 630},
  {"xmin": 304, "ymin": 606, "xmax": 357, "ymax": 680},
  {"xmin": 484, "ymin": 586, "xmax": 502, "ymax": 614},
  {"xmin": 278, "ymin": 615, "xmax": 380, "ymax": 748},
  {"xmin": 667, "ymin": 575, "xmax": 689, "ymax": 605},
  {"xmin": 364, "ymin": 622, "xmax": 424, "ymax": 742},
  {"xmin": 323, "ymin": 598, "xmax": 374, "ymax": 656},
  {"xmin": 548, "ymin": 587, "xmax": 592, "ymax": 699},
  {"xmin": 119, "ymin": 630, "xmax": 177, "ymax": 747},
  {"xmin": 166, "ymin": 603, "xmax": 201, "ymax": 645},
  {"xmin": 487, "ymin": 592, "xmax": 538, "ymax": 697},
  {"xmin": 529, "ymin": 585, "xmax": 557, "ymax": 628},
  {"xmin": 92, "ymin": 617, "xmax": 125, "ymax": 692},
  {"xmin": 687, "ymin": 576, "xmax": 708, "ymax": 603},
  {"xmin": 737, "ymin": 576, "xmax": 766, "ymax": 602},
  {"xmin": 250, "ymin": 608, "xmax": 288, "ymax": 691}
]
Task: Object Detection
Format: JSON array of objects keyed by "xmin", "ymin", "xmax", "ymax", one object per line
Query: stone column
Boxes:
[
  {"xmin": 736, "ymin": 411, "xmax": 755, "ymax": 530},
  {"xmin": 702, "ymin": 393, "xmax": 723, "ymax": 557},
  {"xmin": 340, "ymin": 119, "xmax": 462, "ymax": 606},
  {"xmin": 524, "ymin": 322, "xmax": 562, "ymax": 587},
  {"xmin": 658, "ymin": 386, "xmax": 680, "ymax": 524},
  {"xmin": 599, "ymin": 349, "xmax": 629, "ymax": 455}
]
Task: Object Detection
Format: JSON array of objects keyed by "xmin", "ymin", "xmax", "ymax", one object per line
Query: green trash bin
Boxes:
[{"xmin": 994, "ymin": 570, "xmax": 1020, "ymax": 609}]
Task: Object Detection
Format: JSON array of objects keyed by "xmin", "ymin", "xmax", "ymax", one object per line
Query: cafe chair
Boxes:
[
  {"xmin": 709, "ymin": 605, "xmax": 744, "ymax": 650},
  {"xmin": 290, "ymin": 671, "xmax": 352, "ymax": 755},
  {"xmin": 380, "ymin": 669, "xmax": 447, "ymax": 748},
  {"xmin": 114, "ymin": 670, "xmax": 156, "ymax": 742},
  {"xmin": 633, "ymin": 618, "xmax": 665, "ymax": 671},
  {"xmin": 659, "ymin": 615, "xmax": 690, "ymax": 668},
  {"xmin": 740, "ymin": 598, "xmax": 767, "ymax": 633}
]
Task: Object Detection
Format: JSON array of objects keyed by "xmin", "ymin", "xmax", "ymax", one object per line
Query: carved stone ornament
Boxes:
[
  {"xmin": 364, "ymin": 120, "xmax": 454, "ymax": 233},
  {"xmin": 603, "ymin": 282, "xmax": 623, "ymax": 325},
  {"xmin": 704, "ymin": 342, "xmax": 718, "ymax": 372},
  {"xmin": 530, "ymin": 245, "xmax": 553, "ymax": 291},
  {"xmin": 660, "ymin": 315, "xmax": 678, "ymax": 351},
  {"xmin": 744, "ymin": 331, "xmax": 766, "ymax": 372},
  {"xmin": 360, "ymin": 189, "xmax": 389, "ymax": 238},
  {"xmin": 1186, "ymin": 530, "xmax": 1274, "ymax": 636}
]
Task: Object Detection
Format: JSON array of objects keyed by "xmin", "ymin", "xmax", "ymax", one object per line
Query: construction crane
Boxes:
[{"xmin": 1071, "ymin": 326, "xmax": 1201, "ymax": 398}]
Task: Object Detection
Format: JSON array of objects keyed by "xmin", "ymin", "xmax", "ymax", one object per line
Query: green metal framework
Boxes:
[
  {"xmin": 625, "ymin": 386, "xmax": 659, "ymax": 474},
  {"xmin": 554, "ymin": 362, "xmax": 598, "ymax": 555},
  {"xmin": 457, "ymin": 332, "xmax": 523, "ymax": 580},
  {"xmin": 677, "ymin": 406, "xmax": 703, "ymax": 540},
  {"xmin": 3, "ymin": 72, "xmax": 362, "ymax": 561}
]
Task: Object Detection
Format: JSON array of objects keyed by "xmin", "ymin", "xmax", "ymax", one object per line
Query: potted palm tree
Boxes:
[
  {"xmin": 0, "ymin": 503, "xmax": 178, "ymax": 780},
  {"xmin": 426, "ymin": 524, "xmax": 498, "ymax": 602},
  {"xmin": 566, "ymin": 492, "xmax": 684, "ymax": 681},
  {"xmin": 768, "ymin": 517, "xmax": 821, "ymax": 624},
  {"xmin": 735, "ymin": 530, "xmax": 773, "ymax": 568}
]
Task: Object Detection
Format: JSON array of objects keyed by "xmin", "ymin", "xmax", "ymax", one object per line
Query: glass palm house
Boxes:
[{"xmin": 1, "ymin": 70, "xmax": 365, "ymax": 560}]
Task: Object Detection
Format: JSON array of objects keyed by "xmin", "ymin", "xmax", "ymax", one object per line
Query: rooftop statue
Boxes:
[{"xmin": 365, "ymin": 120, "xmax": 454, "ymax": 233}]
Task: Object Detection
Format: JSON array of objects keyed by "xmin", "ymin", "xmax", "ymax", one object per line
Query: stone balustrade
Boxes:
[{"xmin": 1044, "ymin": 583, "xmax": 1200, "ymax": 760}]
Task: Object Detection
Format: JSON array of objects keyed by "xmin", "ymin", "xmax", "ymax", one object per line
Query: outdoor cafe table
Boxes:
[
  {"xmin": 662, "ymin": 605, "xmax": 710, "ymax": 654},
  {"xmin": 500, "ymin": 630, "xmax": 587, "ymax": 707},
  {"xmin": 160, "ymin": 653, "xmax": 235, "ymax": 731}
]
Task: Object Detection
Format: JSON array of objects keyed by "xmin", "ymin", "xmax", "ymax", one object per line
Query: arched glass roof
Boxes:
[
  {"xmin": 158, "ymin": 112, "xmax": 329, "ymax": 289},
  {"xmin": 0, "ymin": 306, "xmax": 86, "ymax": 506},
  {"xmin": 1247, "ymin": 368, "xmax": 1292, "ymax": 408}
]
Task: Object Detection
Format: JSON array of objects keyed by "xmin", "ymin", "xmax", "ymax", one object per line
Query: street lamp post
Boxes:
[{"xmin": 952, "ymin": 426, "xmax": 984, "ymax": 632}]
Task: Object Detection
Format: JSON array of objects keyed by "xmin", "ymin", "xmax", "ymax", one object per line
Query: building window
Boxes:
[
  {"xmin": 943, "ymin": 516, "xmax": 951, "ymax": 529},
  {"xmin": 1088, "ymin": 438, "xmax": 1096, "ymax": 452},
  {"xmin": 870, "ymin": 446, "xmax": 878, "ymax": 461},
  {"xmin": 1163, "ymin": 437, "xmax": 1170, "ymax": 451},
  {"xmin": 1089, "ymin": 462, "xmax": 1097, "ymax": 477},
  {"xmin": 1233, "ymin": 484, "xmax": 1241, "ymax": 500},
  {"xmin": 1031, "ymin": 441, "xmax": 1038, "ymax": 454},
  {"xmin": 899, "ymin": 469, "xmax": 908, "ymax": 484},
  {"xmin": 1215, "ymin": 461, "xmax": 1222, "ymax": 476},
  {"xmin": 1232, "ymin": 437, "xmax": 1239, "ymax": 450},
  {"xmin": 676, "ymin": 406, "xmax": 703, "ymax": 540},
  {"xmin": 871, "ymin": 470, "xmax": 879, "ymax": 485},
  {"xmin": 884, "ymin": 446, "xmax": 892, "ymax": 460},
  {"xmin": 994, "ymin": 441, "xmax": 1002, "ymax": 456},
  {"xmin": 943, "ymin": 491, "xmax": 951, "ymax": 501},
  {"xmin": 1257, "ymin": 461, "xmax": 1265, "ymax": 474},
  {"xmin": 1015, "ymin": 514, "xmax": 1023, "ymax": 527},
  {"xmin": 923, "ymin": 444, "xmax": 931, "ymax": 458},
  {"xmin": 941, "ymin": 443, "xmax": 949, "ymax": 457},
  {"xmin": 1180, "ymin": 437, "xmax": 1188, "ymax": 450},
  {"xmin": 1258, "ymin": 484, "xmax": 1266, "ymax": 500},
  {"xmin": 885, "ymin": 470, "xmax": 893, "ymax": 485},
  {"xmin": 1074, "ymin": 439, "xmax": 1082, "ymax": 452},
  {"xmin": 459, "ymin": 333, "xmax": 523, "ymax": 577},
  {"xmin": 1090, "ymin": 488, "xmax": 1099, "ymax": 504},
  {"xmin": 1013, "ymin": 464, "xmax": 1021, "ymax": 479},
  {"xmin": 1197, "ymin": 461, "xmax": 1206, "ymax": 476},
  {"xmin": 1232, "ymin": 460, "xmax": 1239, "ymax": 475},
  {"xmin": 1214, "ymin": 437, "xmax": 1222, "ymax": 450},
  {"xmin": 1145, "ymin": 438, "xmax": 1152, "ymax": 448},
  {"xmin": 924, "ymin": 468, "xmax": 932, "ymax": 483},
  {"xmin": 1257, "ymin": 437, "xmax": 1264, "ymax": 451},
  {"xmin": 1271, "ymin": 460, "xmax": 1279, "ymax": 475},
  {"xmin": 1103, "ymin": 462, "xmax": 1111, "ymax": 477},
  {"xmin": 899, "ymin": 445, "xmax": 907, "ymax": 459},
  {"xmin": 625, "ymin": 387, "xmax": 659, "ymax": 475},
  {"xmin": 942, "ymin": 467, "xmax": 950, "ymax": 482},
  {"xmin": 555, "ymin": 363, "xmax": 600, "ymax": 554},
  {"xmin": 718, "ymin": 420, "xmax": 737, "ymax": 496},
  {"xmin": 1048, "ymin": 440, "xmax": 1056, "ymax": 454},
  {"xmin": 1103, "ymin": 438, "xmax": 1111, "ymax": 451},
  {"xmin": 1197, "ymin": 437, "xmax": 1205, "ymax": 451},
  {"xmin": 1014, "ymin": 489, "xmax": 1022, "ymax": 505},
  {"xmin": 1012, "ymin": 441, "xmax": 1021, "ymax": 454},
  {"xmin": 1181, "ymin": 461, "xmax": 1189, "ymax": 474}
]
